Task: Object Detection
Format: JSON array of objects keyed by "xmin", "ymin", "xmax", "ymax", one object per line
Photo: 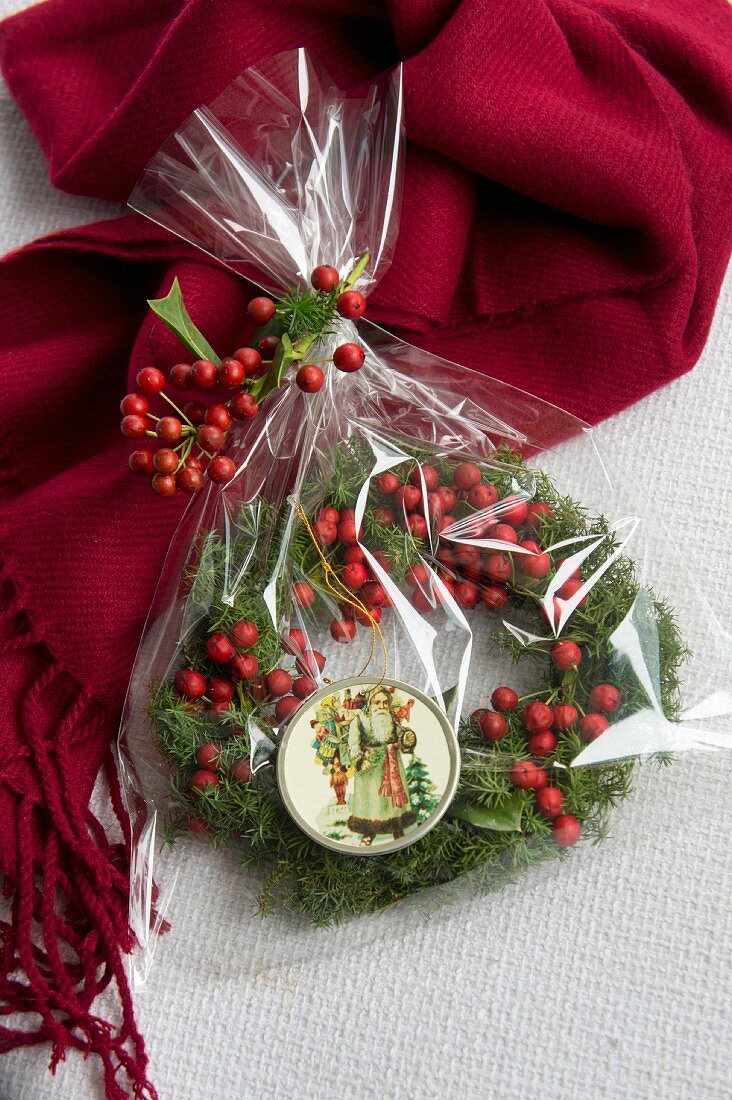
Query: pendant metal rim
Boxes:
[{"xmin": 276, "ymin": 676, "xmax": 461, "ymax": 856}]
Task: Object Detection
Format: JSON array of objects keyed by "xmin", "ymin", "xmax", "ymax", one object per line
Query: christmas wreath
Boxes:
[{"xmin": 120, "ymin": 262, "xmax": 687, "ymax": 927}]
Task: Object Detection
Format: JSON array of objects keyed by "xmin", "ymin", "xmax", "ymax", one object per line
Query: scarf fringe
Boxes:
[{"xmin": 0, "ymin": 567, "xmax": 157, "ymax": 1099}]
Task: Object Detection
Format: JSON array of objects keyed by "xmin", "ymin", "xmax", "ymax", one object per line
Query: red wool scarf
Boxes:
[{"xmin": 0, "ymin": 1, "xmax": 730, "ymax": 1096}]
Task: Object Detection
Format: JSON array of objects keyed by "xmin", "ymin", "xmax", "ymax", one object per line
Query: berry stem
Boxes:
[
  {"xmin": 343, "ymin": 251, "xmax": 370, "ymax": 291},
  {"xmin": 160, "ymin": 389, "xmax": 193, "ymax": 426}
]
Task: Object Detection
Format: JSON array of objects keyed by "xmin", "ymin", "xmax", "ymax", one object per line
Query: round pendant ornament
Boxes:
[{"xmin": 276, "ymin": 678, "xmax": 460, "ymax": 855}]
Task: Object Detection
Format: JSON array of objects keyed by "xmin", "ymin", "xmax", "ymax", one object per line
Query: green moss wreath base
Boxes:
[{"xmin": 149, "ymin": 443, "xmax": 686, "ymax": 926}]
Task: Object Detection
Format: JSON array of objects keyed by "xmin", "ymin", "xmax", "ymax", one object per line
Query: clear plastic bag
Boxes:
[{"xmin": 119, "ymin": 48, "xmax": 732, "ymax": 986}]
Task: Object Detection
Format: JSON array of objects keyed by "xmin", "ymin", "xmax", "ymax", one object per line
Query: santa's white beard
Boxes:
[{"xmin": 370, "ymin": 709, "xmax": 394, "ymax": 744}]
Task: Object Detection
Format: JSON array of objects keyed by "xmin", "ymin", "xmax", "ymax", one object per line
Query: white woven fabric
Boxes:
[{"xmin": 0, "ymin": 12, "xmax": 730, "ymax": 1098}]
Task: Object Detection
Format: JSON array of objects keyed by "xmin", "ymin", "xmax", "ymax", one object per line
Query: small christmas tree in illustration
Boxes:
[{"xmin": 406, "ymin": 756, "xmax": 439, "ymax": 823}]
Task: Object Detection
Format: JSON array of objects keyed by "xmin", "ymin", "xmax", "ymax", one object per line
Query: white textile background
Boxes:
[{"xmin": 0, "ymin": 9, "xmax": 730, "ymax": 1098}]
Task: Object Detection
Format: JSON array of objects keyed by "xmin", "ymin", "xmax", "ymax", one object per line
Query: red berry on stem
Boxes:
[
  {"xmin": 528, "ymin": 731, "xmax": 557, "ymax": 758},
  {"xmin": 208, "ymin": 677, "xmax": 235, "ymax": 703},
  {"xmin": 491, "ymin": 686, "xmax": 519, "ymax": 712},
  {"xmin": 557, "ymin": 577, "xmax": 588, "ymax": 606},
  {"xmin": 196, "ymin": 743, "xmax": 221, "ymax": 771},
  {"xmin": 355, "ymin": 605, "xmax": 382, "ymax": 626},
  {"xmin": 198, "ymin": 425, "xmax": 224, "ymax": 453},
  {"xmin": 275, "ymin": 695, "xmax": 301, "ymax": 722},
  {"xmin": 337, "ymin": 518, "xmax": 360, "ymax": 546},
  {"xmin": 184, "ymin": 401, "xmax": 207, "ymax": 426},
  {"xmin": 205, "ymin": 404, "xmax": 233, "ymax": 431},
  {"xmin": 409, "ymin": 465, "xmax": 440, "ymax": 491},
  {"xmin": 296, "ymin": 649, "xmax": 326, "ymax": 677},
  {"xmin": 337, "ymin": 290, "xmax": 366, "ymax": 319},
  {"xmin": 395, "ymin": 485, "xmax": 421, "ymax": 513},
  {"xmin": 152, "ymin": 474, "xmax": 177, "ymax": 498},
  {"xmin": 257, "ymin": 335, "xmax": 280, "ymax": 359},
  {"xmin": 343, "ymin": 562, "xmax": 369, "ymax": 590},
  {"xmin": 479, "ymin": 711, "xmax": 508, "ymax": 741},
  {"xmin": 509, "ymin": 761, "xmax": 548, "ymax": 790},
  {"xmin": 191, "ymin": 770, "xmax": 219, "ymax": 791},
  {"xmin": 157, "ymin": 416, "xmax": 183, "ymax": 443},
  {"xmin": 378, "ymin": 472, "xmax": 400, "ymax": 495},
  {"xmin": 536, "ymin": 786, "xmax": 564, "ymax": 819},
  {"xmin": 342, "ymin": 546, "xmax": 365, "ymax": 565},
  {"xmin": 552, "ymin": 704, "xmax": 579, "ymax": 731},
  {"xmin": 121, "ymin": 393, "xmax": 149, "ymax": 417},
  {"xmin": 266, "ymin": 669, "xmax": 293, "ymax": 697},
  {"xmin": 580, "ymin": 713, "xmax": 610, "ymax": 742},
  {"xmin": 319, "ymin": 506, "xmax": 340, "ymax": 525},
  {"xmin": 518, "ymin": 540, "xmax": 551, "ymax": 579},
  {"xmin": 247, "ymin": 297, "xmax": 276, "ymax": 325},
  {"xmin": 485, "ymin": 553, "xmax": 512, "ymax": 583},
  {"xmin": 523, "ymin": 701, "xmax": 554, "ymax": 733},
  {"xmin": 284, "ymin": 628, "xmax": 307, "ymax": 654},
  {"xmin": 406, "ymin": 563, "xmax": 430, "ymax": 588},
  {"xmin": 333, "ymin": 343, "xmax": 364, "ymax": 372},
  {"xmin": 314, "ymin": 520, "xmax": 337, "ymax": 547},
  {"xmin": 231, "ymin": 760, "xmax": 252, "ymax": 783},
  {"xmin": 129, "ymin": 449, "xmax": 154, "ymax": 476},
  {"xmin": 453, "ymin": 463, "xmax": 481, "ymax": 491},
  {"xmin": 330, "ymin": 619, "xmax": 356, "ymax": 643},
  {"xmin": 136, "ymin": 367, "xmax": 165, "ymax": 395},
  {"xmin": 233, "ymin": 347, "xmax": 264, "ymax": 377},
  {"xmin": 230, "ymin": 392, "xmax": 259, "ymax": 420},
  {"xmin": 487, "ymin": 523, "xmax": 518, "ymax": 545},
  {"xmin": 170, "ymin": 363, "xmax": 192, "ymax": 391},
  {"xmin": 296, "ymin": 364, "xmax": 324, "ymax": 393},
  {"xmin": 373, "ymin": 505, "xmax": 395, "ymax": 527},
  {"xmin": 216, "ymin": 357, "xmax": 245, "ymax": 388},
  {"xmin": 231, "ymin": 620, "xmax": 259, "ymax": 649},
  {"xmin": 404, "ymin": 513, "xmax": 429, "ymax": 539},
  {"xmin": 526, "ymin": 502, "xmax": 554, "ymax": 529},
  {"xmin": 552, "ymin": 814, "xmax": 581, "ymax": 846},
  {"xmin": 468, "ymin": 483, "xmax": 499, "ymax": 509},
  {"xmin": 121, "ymin": 414, "xmax": 148, "ymax": 440},
  {"xmin": 499, "ymin": 496, "xmax": 530, "ymax": 526},
  {"xmin": 206, "ymin": 633, "xmax": 235, "ymax": 664},
  {"xmin": 292, "ymin": 675, "xmax": 316, "ymax": 699},
  {"xmin": 208, "ymin": 456, "xmax": 236, "ymax": 484},
  {"xmin": 481, "ymin": 584, "xmax": 508, "ymax": 612},
  {"xmin": 311, "ymin": 265, "xmax": 340, "ymax": 292},
  {"xmin": 437, "ymin": 485, "xmax": 457, "ymax": 511},
  {"xmin": 551, "ymin": 640, "xmax": 583, "ymax": 670},
  {"xmin": 174, "ymin": 669, "xmax": 207, "ymax": 699},
  {"xmin": 177, "ymin": 466, "xmax": 204, "ymax": 493},
  {"xmin": 230, "ymin": 653, "xmax": 259, "ymax": 681},
  {"xmin": 455, "ymin": 580, "xmax": 479, "ymax": 609},
  {"xmin": 190, "ymin": 359, "xmax": 218, "ymax": 390},
  {"xmin": 362, "ymin": 582, "xmax": 387, "ymax": 609},
  {"xmin": 589, "ymin": 684, "xmax": 622, "ymax": 713},
  {"xmin": 293, "ymin": 582, "xmax": 315, "ymax": 609}
]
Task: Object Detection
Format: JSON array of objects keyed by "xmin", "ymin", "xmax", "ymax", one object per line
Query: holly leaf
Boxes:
[
  {"xmin": 449, "ymin": 792, "xmax": 524, "ymax": 832},
  {"xmin": 148, "ymin": 278, "xmax": 221, "ymax": 364}
]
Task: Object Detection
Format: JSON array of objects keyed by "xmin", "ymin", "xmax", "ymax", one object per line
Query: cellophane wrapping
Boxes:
[{"xmin": 119, "ymin": 48, "xmax": 731, "ymax": 986}]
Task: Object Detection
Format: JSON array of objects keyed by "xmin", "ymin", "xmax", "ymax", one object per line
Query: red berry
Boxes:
[
  {"xmin": 296, "ymin": 364, "xmax": 324, "ymax": 392},
  {"xmin": 455, "ymin": 543, "xmax": 480, "ymax": 567},
  {"xmin": 231, "ymin": 620, "xmax": 259, "ymax": 649},
  {"xmin": 343, "ymin": 545, "xmax": 365, "ymax": 564},
  {"xmin": 183, "ymin": 401, "xmax": 207, "ymax": 425},
  {"xmin": 551, "ymin": 640, "xmax": 583, "ymax": 671},
  {"xmin": 152, "ymin": 474, "xmax": 177, "ymax": 498},
  {"xmin": 206, "ymin": 633, "xmax": 235, "ymax": 664},
  {"xmin": 184, "ymin": 455, "xmax": 202, "ymax": 470},
  {"xmin": 481, "ymin": 584, "xmax": 508, "ymax": 612},
  {"xmin": 404, "ymin": 513, "xmax": 428, "ymax": 539},
  {"xmin": 311, "ymin": 264, "xmax": 340, "ymax": 292},
  {"xmin": 157, "ymin": 416, "xmax": 183, "ymax": 443},
  {"xmin": 174, "ymin": 669, "xmax": 207, "ymax": 699},
  {"xmin": 395, "ymin": 485, "xmax": 421, "ymax": 512},
  {"xmin": 189, "ymin": 359, "xmax": 218, "ymax": 390},
  {"xmin": 552, "ymin": 704, "xmax": 579, "ymax": 731},
  {"xmin": 552, "ymin": 814, "xmax": 581, "ymax": 847},
  {"xmin": 409, "ymin": 465, "xmax": 440, "ymax": 491},
  {"xmin": 333, "ymin": 343, "xmax": 364, "ymax": 372},
  {"xmin": 330, "ymin": 619, "xmax": 356, "ymax": 643},
  {"xmin": 230, "ymin": 392, "xmax": 259, "ymax": 420},
  {"xmin": 230, "ymin": 653, "xmax": 259, "ymax": 681},
  {"xmin": 337, "ymin": 290, "xmax": 366, "ymax": 319},
  {"xmin": 486, "ymin": 523, "xmax": 518, "ymax": 545},
  {"xmin": 275, "ymin": 695, "xmax": 301, "ymax": 722},
  {"xmin": 362, "ymin": 582, "xmax": 387, "ymax": 609},
  {"xmin": 296, "ymin": 649, "xmax": 326, "ymax": 677},
  {"xmin": 406, "ymin": 563, "xmax": 430, "ymax": 588},
  {"xmin": 589, "ymin": 684, "xmax": 622, "ymax": 713},
  {"xmin": 536, "ymin": 786, "xmax": 564, "ymax": 819},
  {"xmin": 378, "ymin": 472, "xmax": 400, "ymax": 495},
  {"xmin": 518, "ymin": 540, "xmax": 551, "ymax": 579},
  {"xmin": 176, "ymin": 466, "xmax": 204, "ymax": 493},
  {"xmin": 216, "ymin": 357, "xmax": 245, "ymax": 388},
  {"xmin": 314, "ymin": 519, "xmax": 338, "ymax": 547},
  {"xmin": 292, "ymin": 582, "xmax": 315, "ymax": 608},
  {"xmin": 455, "ymin": 581, "xmax": 479, "ymax": 609},
  {"xmin": 499, "ymin": 496, "xmax": 530, "ymax": 526},
  {"xmin": 207, "ymin": 700, "xmax": 231, "ymax": 714},
  {"xmin": 198, "ymin": 425, "xmax": 224, "ymax": 453},
  {"xmin": 292, "ymin": 675, "xmax": 316, "ymax": 699},
  {"xmin": 129, "ymin": 449, "xmax": 154, "ymax": 475},
  {"xmin": 233, "ymin": 347, "xmax": 265, "ymax": 378},
  {"xmin": 247, "ymin": 296, "xmax": 276, "ymax": 325},
  {"xmin": 509, "ymin": 761, "xmax": 548, "ymax": 790},
  {"xmin": 343, "ymin": 562, "xmax": 369, "ymax": 590},
  {"xmin": 266, "ymin": 669, "xmax": 293, "ymax": 697},
  {"xmin": 355, "ymin": 605, "xmax": 382, "ymax": 626},
  {"xmin": 191, "ymin": 769, "xmax": 219, "ymax": 791},
  {"xmin": 283, "ymin": 628, "xmax": 307, "ymax": 654},
  {"xmin": 231, "ymin": 760, "xmax": 252, "ymax": 783},
  {"xmin": 526, "ymin": 502, "xmax": 554, "ymax": 529},
  {"xmin": 151, "ymin": 448, "xmax": 176, "ymax": 475},
  {"xmin": 187, "ymin": 817, "xmax": 209, "ymax": 835},
  {"xmin": 196, "ymin": 743, "xmax": 221, "ymax": 771},
  {"xmin": 208, "ymin": 677, "xmax": 235, "ymax": 703},
  {"xmin": 436, "ymin": 485, "xmax": 457, "ymax": 511},
  {"xmin": 412, "ymin": 588, "xmax": 434, "ymax": 613},
  {"xmin": 170, "ymin": 363, "xmax": 192, "ymax": 391},
  {"xmin": 205, "ymin": 404, "xmax": 233, "ymax": 431},
  {"xmin": 468, "ymin": 483, "xmax": 499, "ymax": 509},
  {"xmin": 557, "ymin": 577, "xmax": 588, "ymax": 606},
  {"xmin": 208, "ymin": 456, "xmax": 236, "ymax": 484},
  {"xmin": 373, "ymin": 505, "xmax": 395, "ymax": 527},
  {"xmin": 257, "ymin": 335, "xmax": 280, "ymax": 359},
  {"xmin": 136, "ymin": 367, "xmax": 165, "ymax": 395},
  {"xmin": 120, "ymin": 393, "xmax": 150, "ymax": 417},
  {"xmin": 121, "ymin": 414, "xmax": 148, "ymax": 440},
  {"xmin": 491, "ymin": 686, "xmax": 519, "ymax": 712},
  {"xmin": 485, "ymin": 553, "xmax": 512, "ymax": 582},
  {"xmin": 337, "ymin": 518, "xmax": 361, "ymax": 546},
  {"xmin": 478, "ymin": 711, "xmax": 507, "ymax": 741},
  {"xmin": 580, "ymin": 713, "xmax": 610, "ymax": 742},
  {"xmin": 528, "ymin": 731, "xmax": 557, "ymax": 758},
  {"xmin": 453, "ymin": 463, "xmax": 481, "ymax": 490},
  {"xmin": 424, "ymin": 492, "xmax": 444, "ymax": 522},
  {"xmin": 319, "ymin": 506, "xmax": 340, "ymax": 525},
  {"xmin": 523, "ymin": 701, "xmax": 554, "ymax": 733}
]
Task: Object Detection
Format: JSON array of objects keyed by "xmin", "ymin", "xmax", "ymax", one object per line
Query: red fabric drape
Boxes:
[{"xmin": 0, "ymin": 1, "xmax": 730, "ymax": 1096}]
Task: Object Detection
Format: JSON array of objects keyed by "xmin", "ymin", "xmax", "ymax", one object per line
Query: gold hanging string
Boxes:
[{"xmin": 293, "ymin": 500, "xmax": 388, "ymax": 685}]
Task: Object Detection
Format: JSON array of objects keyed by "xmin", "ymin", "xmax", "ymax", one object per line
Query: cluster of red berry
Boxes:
[
  {"xmin": 121, "ymin": 264, "xmax": 368, "ymax": 496},
  {"xmin": 472, "ymin": 676, "xmax": 623, "ymax": 848}
]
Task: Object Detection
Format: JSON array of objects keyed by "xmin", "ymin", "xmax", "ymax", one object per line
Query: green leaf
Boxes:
[
  {"xmin": 449, "ymin": 792, "xmax": 524, "ymax": 832},
  {"xmin": 148, "ymin": 278, "xmax": 221, "ymax": 364},
  {"xmin": 251, "ymin": 331, "xmax": 299, "ymax": 403}
]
